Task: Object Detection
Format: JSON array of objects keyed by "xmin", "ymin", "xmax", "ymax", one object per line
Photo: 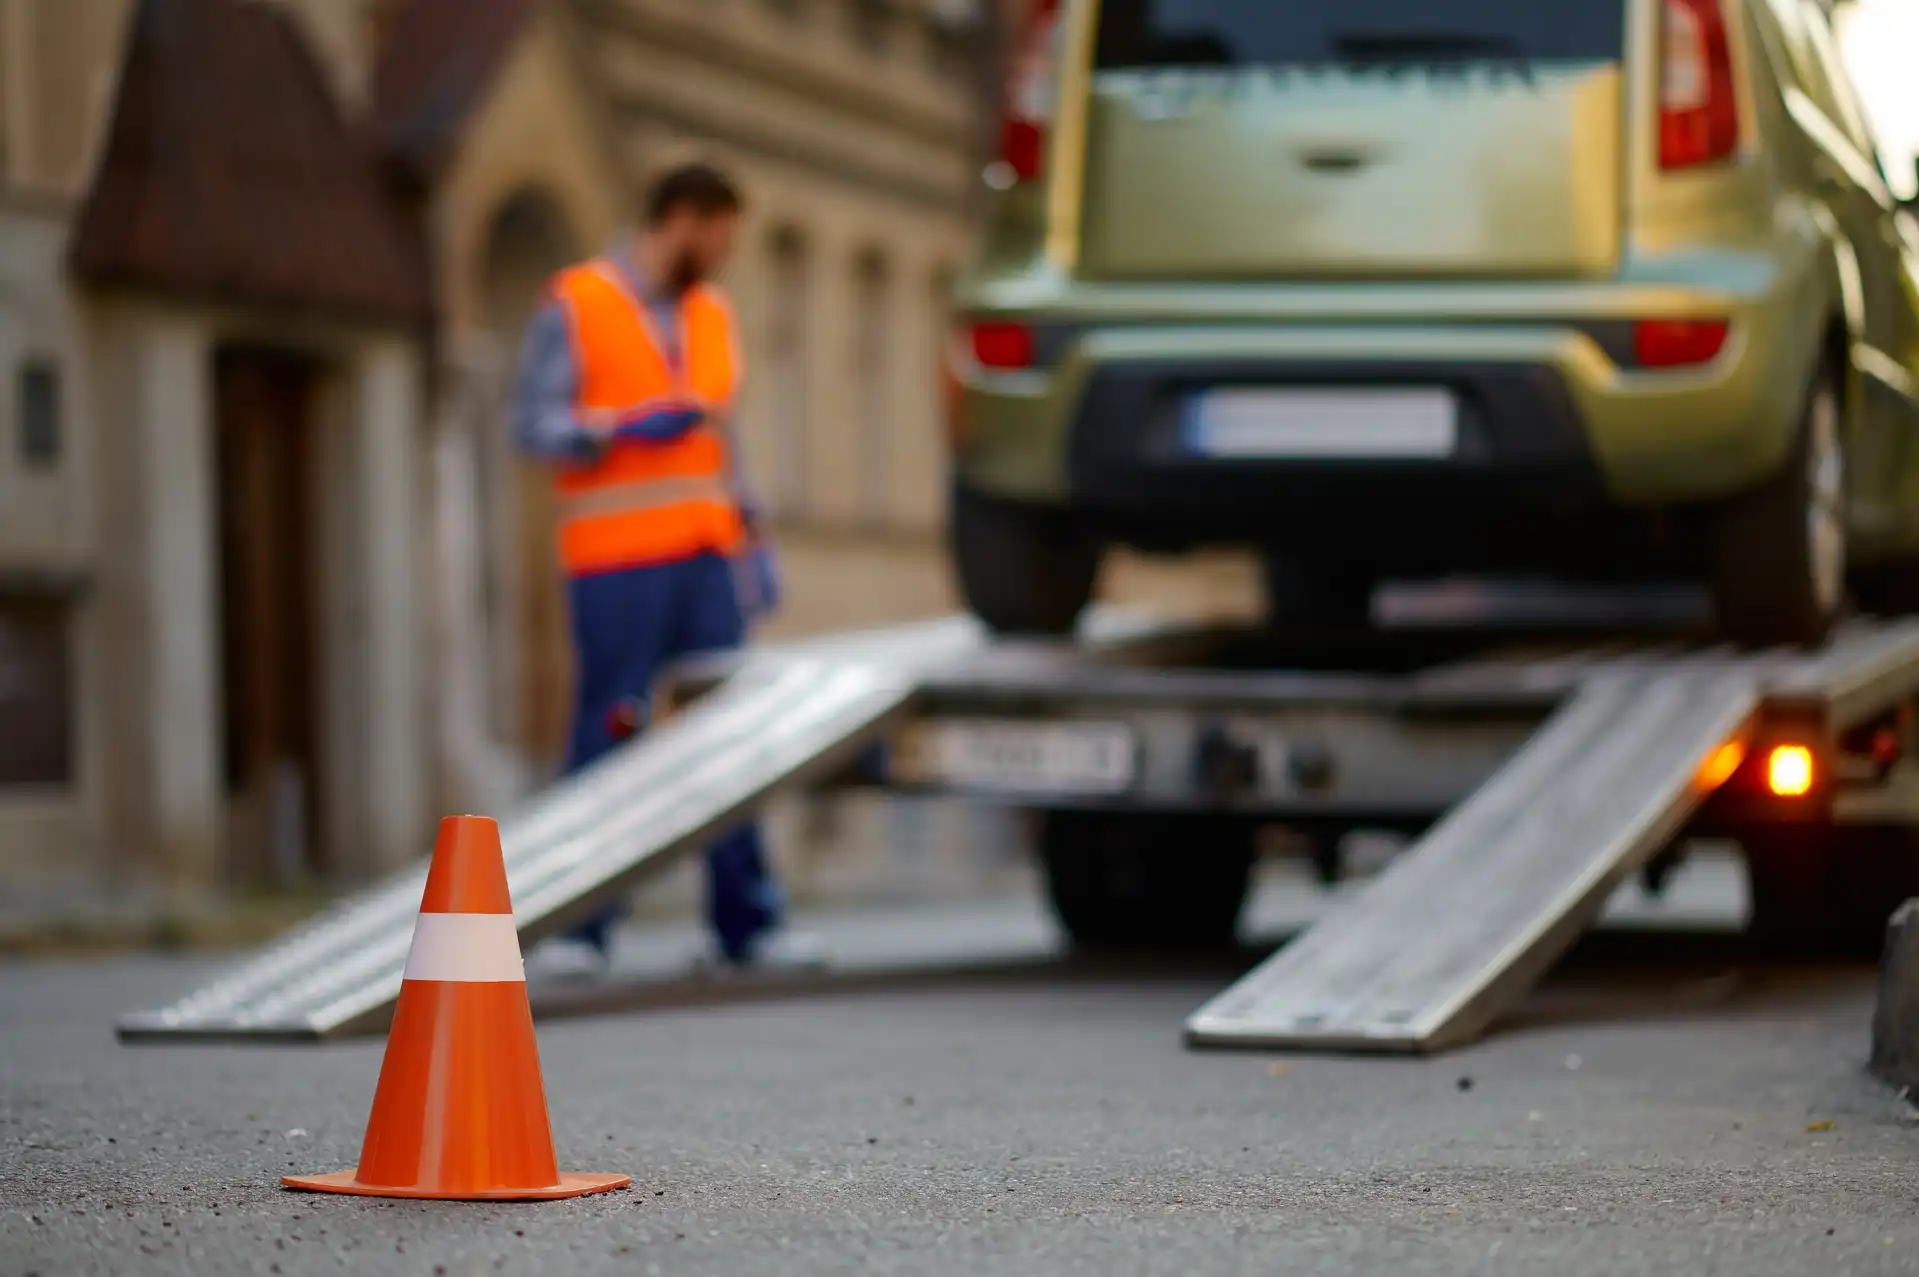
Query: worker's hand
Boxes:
[
  {"xmin": 611, "ymin": 405, "xmax": 707, "ymax": 444},
  {"xmin": 738, "ymin": 498, "xmax": 769, "ymax": 541},
  {"xmin": 567, "ymin": 427, "xmax": 611, "ymax": 467},
  {"xmin": 736, "ymin": 540, "xmax": 783, "ymax": 623}
]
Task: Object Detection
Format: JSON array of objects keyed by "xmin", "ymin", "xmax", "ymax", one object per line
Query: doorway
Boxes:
[{"xmin": 213, "ymin": 346, "xmax": 326, "ymax": 886}]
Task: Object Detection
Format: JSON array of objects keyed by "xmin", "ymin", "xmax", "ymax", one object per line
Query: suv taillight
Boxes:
[
  {"xmin": 970, "ymin": 321, "xmax": 1036, "ymax": 370},
  {"xmin": 1634, "ymin": 318, "xmax": 1730, "ymax": 367},
  {"xmin": 1660, "ymin": 0, "xmax": 1739, "ymax": 169},
  {"xmin": 998, "ymin": 0, "xmax": 1061, "ymax": 184}
]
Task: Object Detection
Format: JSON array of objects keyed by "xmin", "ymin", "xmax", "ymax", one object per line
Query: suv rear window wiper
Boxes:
[{"xmin": 1133, "ymin": 33, "xmax": 1237, "ymax": 68}]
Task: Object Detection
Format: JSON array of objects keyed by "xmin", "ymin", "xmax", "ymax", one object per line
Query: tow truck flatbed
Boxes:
[{"xmin": 119, "ymin": 611, "xmax": 1919, "ymax": 1053}]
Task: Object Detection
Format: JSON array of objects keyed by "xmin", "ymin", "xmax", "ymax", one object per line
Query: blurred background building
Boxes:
[{"xmin": 0, "ymin": 0, "xmax": 994, "ymax": 909}]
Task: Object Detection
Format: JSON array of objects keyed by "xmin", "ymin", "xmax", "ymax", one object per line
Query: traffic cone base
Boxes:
[
  {"xmin": 281, "ymin": 1170, "xmax": 630, "ymax": 1201},
  {"xmin": 283, "ymin": 815, "xmax": 628, "ymax": 1202}
]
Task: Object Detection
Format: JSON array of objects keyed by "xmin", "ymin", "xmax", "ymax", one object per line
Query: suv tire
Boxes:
[
  {"xmin": 951, "ymin": 483, "xmax": 1100, "ymax": 636},
  {"xmin": 1038, "ymin": 810, "xmax": 1253, "ymax": 951},
  {"xmin": 1708, "ymin": 370, "xmax": 1846, "ymax": 648}
]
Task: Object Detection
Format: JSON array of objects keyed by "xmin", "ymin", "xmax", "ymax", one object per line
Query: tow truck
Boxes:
[{"xmin": 120, "ymin": 601, "xmax": 1919, "ymax": 1054}]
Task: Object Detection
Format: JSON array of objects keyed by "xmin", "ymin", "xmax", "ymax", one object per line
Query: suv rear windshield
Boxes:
[{"xmin": 1094, "ymin": 0, "xmax": 1626, "ymax": 70}]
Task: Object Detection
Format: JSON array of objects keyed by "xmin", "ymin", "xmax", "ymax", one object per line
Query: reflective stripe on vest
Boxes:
[
  {"xmin": 554, "ymin": 474, "xmax": 738, "ymax": 523},
  {"xmin": 551, "ymin": 259, "xmax": 746, "ymax": 575}
]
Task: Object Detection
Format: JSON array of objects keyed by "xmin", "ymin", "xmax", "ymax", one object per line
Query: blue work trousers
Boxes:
[{"xmin": 562, "ymin": 552, "xmax": 781, "ymax": 961}]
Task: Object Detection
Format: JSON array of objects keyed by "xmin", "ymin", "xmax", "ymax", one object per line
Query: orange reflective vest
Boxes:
[{"xmin": 550, "ymin": 258, "xmax": 746, "ymax": 576}]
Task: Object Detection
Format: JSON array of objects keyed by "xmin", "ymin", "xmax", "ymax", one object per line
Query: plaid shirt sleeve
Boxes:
[{"xmin": 511, "ymin": 301, "xmax": 598, "ymax": 463}]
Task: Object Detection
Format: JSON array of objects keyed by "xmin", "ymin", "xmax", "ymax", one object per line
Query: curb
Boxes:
[{"xmin": 1870, "ymin": 898, "xmax": 1919, "ymax": 1093}]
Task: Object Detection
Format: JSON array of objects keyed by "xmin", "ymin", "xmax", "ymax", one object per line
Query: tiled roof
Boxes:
[
  {"xmin": 371, "ymin": 0, "xmax": 540, "ymax": 182},
  {"xmin": 69, "ymin": 0, "xmax": 431, "ymax": 324}
]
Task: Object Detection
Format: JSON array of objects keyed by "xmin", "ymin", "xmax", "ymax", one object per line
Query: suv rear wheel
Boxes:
[
  {"xmin": 950, "ymin": 483, "xmax": 1100, "ymax": 636},
  {"xmin": 1037, "ymin": 810, "xmax": 1253, "ymax": 951},
  {"xmin": 1708, "ymin": 371, "xmax": 1845, "ymax": 648}
]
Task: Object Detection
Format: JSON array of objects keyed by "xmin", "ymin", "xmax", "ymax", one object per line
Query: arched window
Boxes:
[
  {"xmin": 480, "ymin": 190, "xmax": 574, "ymax": 337},
  {"xmin": 766, "ymin": 226, "xmax": 813, "ymax": 521},
  {"xmin": 925, "ymin": 261, "xmax": 960, "ymax": 526},
  {"xmin": 852, "ymin": 248, "xmax": 893, "ymax": 527},
  {"xmin": 851, "ymin": 0, "xmax": 892, "ymax": 55}
]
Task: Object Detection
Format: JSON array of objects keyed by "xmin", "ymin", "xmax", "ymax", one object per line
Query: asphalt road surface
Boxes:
[{"xmin": 5, "ymin": 867, "xmax": 1918, "ymax": 1277}]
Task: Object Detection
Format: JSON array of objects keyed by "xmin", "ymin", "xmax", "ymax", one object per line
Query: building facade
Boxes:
[
  {"xmin": 0, "ymin": 0, "xmax": 991, "ymax": 904},
  {"xmin": 0, "ymin": 0, "xmax": 434, "ymax": 909}
]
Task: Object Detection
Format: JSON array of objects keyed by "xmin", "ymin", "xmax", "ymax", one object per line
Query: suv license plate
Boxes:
[
  {"xmin": 1186, "ymin": 388, "xmax": 1457, "ymax": 459},
  {"xmin": 889, "ymin": 721, "xmax": 1138, "ymax": 796}
]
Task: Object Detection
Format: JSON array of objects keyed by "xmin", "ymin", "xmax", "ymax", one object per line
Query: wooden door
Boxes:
[{"xmin": 213, "ymin": 348, "xmax": 323, "ymax": 885}]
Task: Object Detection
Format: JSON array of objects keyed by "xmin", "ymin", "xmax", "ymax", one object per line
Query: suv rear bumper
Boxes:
[
  {"xmin": 954, "ymin": 308, "xmax": 1817, "ymax": 565},
  {"xmin": 1064, "ymin": 354, "xmax": 1628, "ymax": 571}
]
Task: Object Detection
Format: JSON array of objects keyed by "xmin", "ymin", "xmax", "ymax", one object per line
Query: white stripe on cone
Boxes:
[{"xmin": 402, "ymin": 913, "xmax": 526, "ymax": 983}]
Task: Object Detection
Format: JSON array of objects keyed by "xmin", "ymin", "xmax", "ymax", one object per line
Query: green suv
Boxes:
[{"xmin": 948, "ymin": 0, "xmax": 1919, "ymax": 645}]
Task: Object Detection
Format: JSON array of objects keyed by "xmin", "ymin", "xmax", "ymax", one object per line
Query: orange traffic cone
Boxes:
[{"xmin": 284, "ymin": 815, "xmax": 630, "ymax": 1200}]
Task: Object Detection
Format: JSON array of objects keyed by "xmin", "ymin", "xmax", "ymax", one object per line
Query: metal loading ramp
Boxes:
[
  {"xmin": 117, "ymin": 657, "xmax": 925, "ymax": 1042},
  {"xmin": 116, "ymin": 613, "xmax": 1169, "ymax": 1043},
  {"xmin": 1185, "ymin": 622, "xmax": 1919, "ymax": 1054},
  {"xmin": 116, "ymin": 612, "xmax": 1005, "ymax": 1042}
]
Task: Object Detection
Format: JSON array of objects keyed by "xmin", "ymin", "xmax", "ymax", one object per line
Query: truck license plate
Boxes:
[
  {"xmin": 889, "ymin": 720, "xmax": 1139, "ymax": 796},
  {"xmin": 1186, "ymin": 388, "xmax": 1458, "ymax": 459}
]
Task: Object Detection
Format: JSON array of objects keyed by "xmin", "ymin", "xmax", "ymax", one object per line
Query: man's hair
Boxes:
[{"xmin": 645, "ymin": 163, "xmax": 743, "ymax": 226}]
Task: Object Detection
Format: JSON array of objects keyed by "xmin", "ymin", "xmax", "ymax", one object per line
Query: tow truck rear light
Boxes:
[
  {"xmin": 1660, "ymin": 0, "xmax": 1740, "ymax": 169},
  {"xmin": 997, "ymin": 0, "xmax": 1061, "ymax": 185},
  {"xmin": 971, "ymin": 321, "xmax": 1035, "ymax": 370},
  {"xmin": 1766, "ymin": 744, "xmax": 1816, "ymax": 798},
  {"xmin": 1634, "ymin": 318, "xmax": 1729, "ymax": 367}
]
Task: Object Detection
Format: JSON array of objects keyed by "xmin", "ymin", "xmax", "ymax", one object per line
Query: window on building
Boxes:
[
  {"xmin": 17, "ymin": 359, "xmax": 61, "ymax": 470},
  {"xmin": 767, "ymin": 227, "xmax": 813, "ymax": 521},
  {"xmin": 852, "ymin": 250, "xmax": 893, "ymax": 526},
  {"xmin": 927, "ymin": 24, "xmax": 961, "ymax": 79},
  {"xmin": 851, "ymin": 0, "xmax": 892, "ymax": 55},
  {"xmin": 926, "ymin": 9, "xmax": 977, "ymax": 80},
  {"xmin": 930, "ymin": 262, "xmax": 957, "ymax": 331},
  {"xmin": 0, "ymin": 600, "xmax": 74, "ymax": 788},
  {"xmin": 930, "ymin": 261, "xmax": 958, "ymax": 474},
  {"xmin": 930, "ymin": 262, "xmax": 958, "ymax": 381},
  {"xmin": 360, "ymin": 0, "xmax": 408, "ymax": 57}
]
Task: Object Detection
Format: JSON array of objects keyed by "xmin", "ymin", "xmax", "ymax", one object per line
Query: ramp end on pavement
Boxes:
[{"xmin": 116, "ymin": 1014, "xmax": 330, "ymax": 1046}]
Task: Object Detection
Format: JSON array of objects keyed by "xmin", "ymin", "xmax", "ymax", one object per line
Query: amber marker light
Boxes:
[
  {"xmin": 1765, "ymin": 744, "xmax": 1816, "ymax": 799},
  {"xmin": 1697, "ymin": 739, "xmax": 1746, "ymax": 789}
]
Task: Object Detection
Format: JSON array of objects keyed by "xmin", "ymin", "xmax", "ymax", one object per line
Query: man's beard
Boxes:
[{"xmin": 665, "ymin": 252, "xmax": 703, "ymax": 294}]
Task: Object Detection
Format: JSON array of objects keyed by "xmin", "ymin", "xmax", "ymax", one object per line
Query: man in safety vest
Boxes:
[{"xmin": 511, "ymin": 163, "xmax": 813, "ymax": 974}]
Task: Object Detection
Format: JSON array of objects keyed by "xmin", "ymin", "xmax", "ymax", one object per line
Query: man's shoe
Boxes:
[{"xmin": 692, "ymin": 929, "xmax": 830, "ymax": 977}]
